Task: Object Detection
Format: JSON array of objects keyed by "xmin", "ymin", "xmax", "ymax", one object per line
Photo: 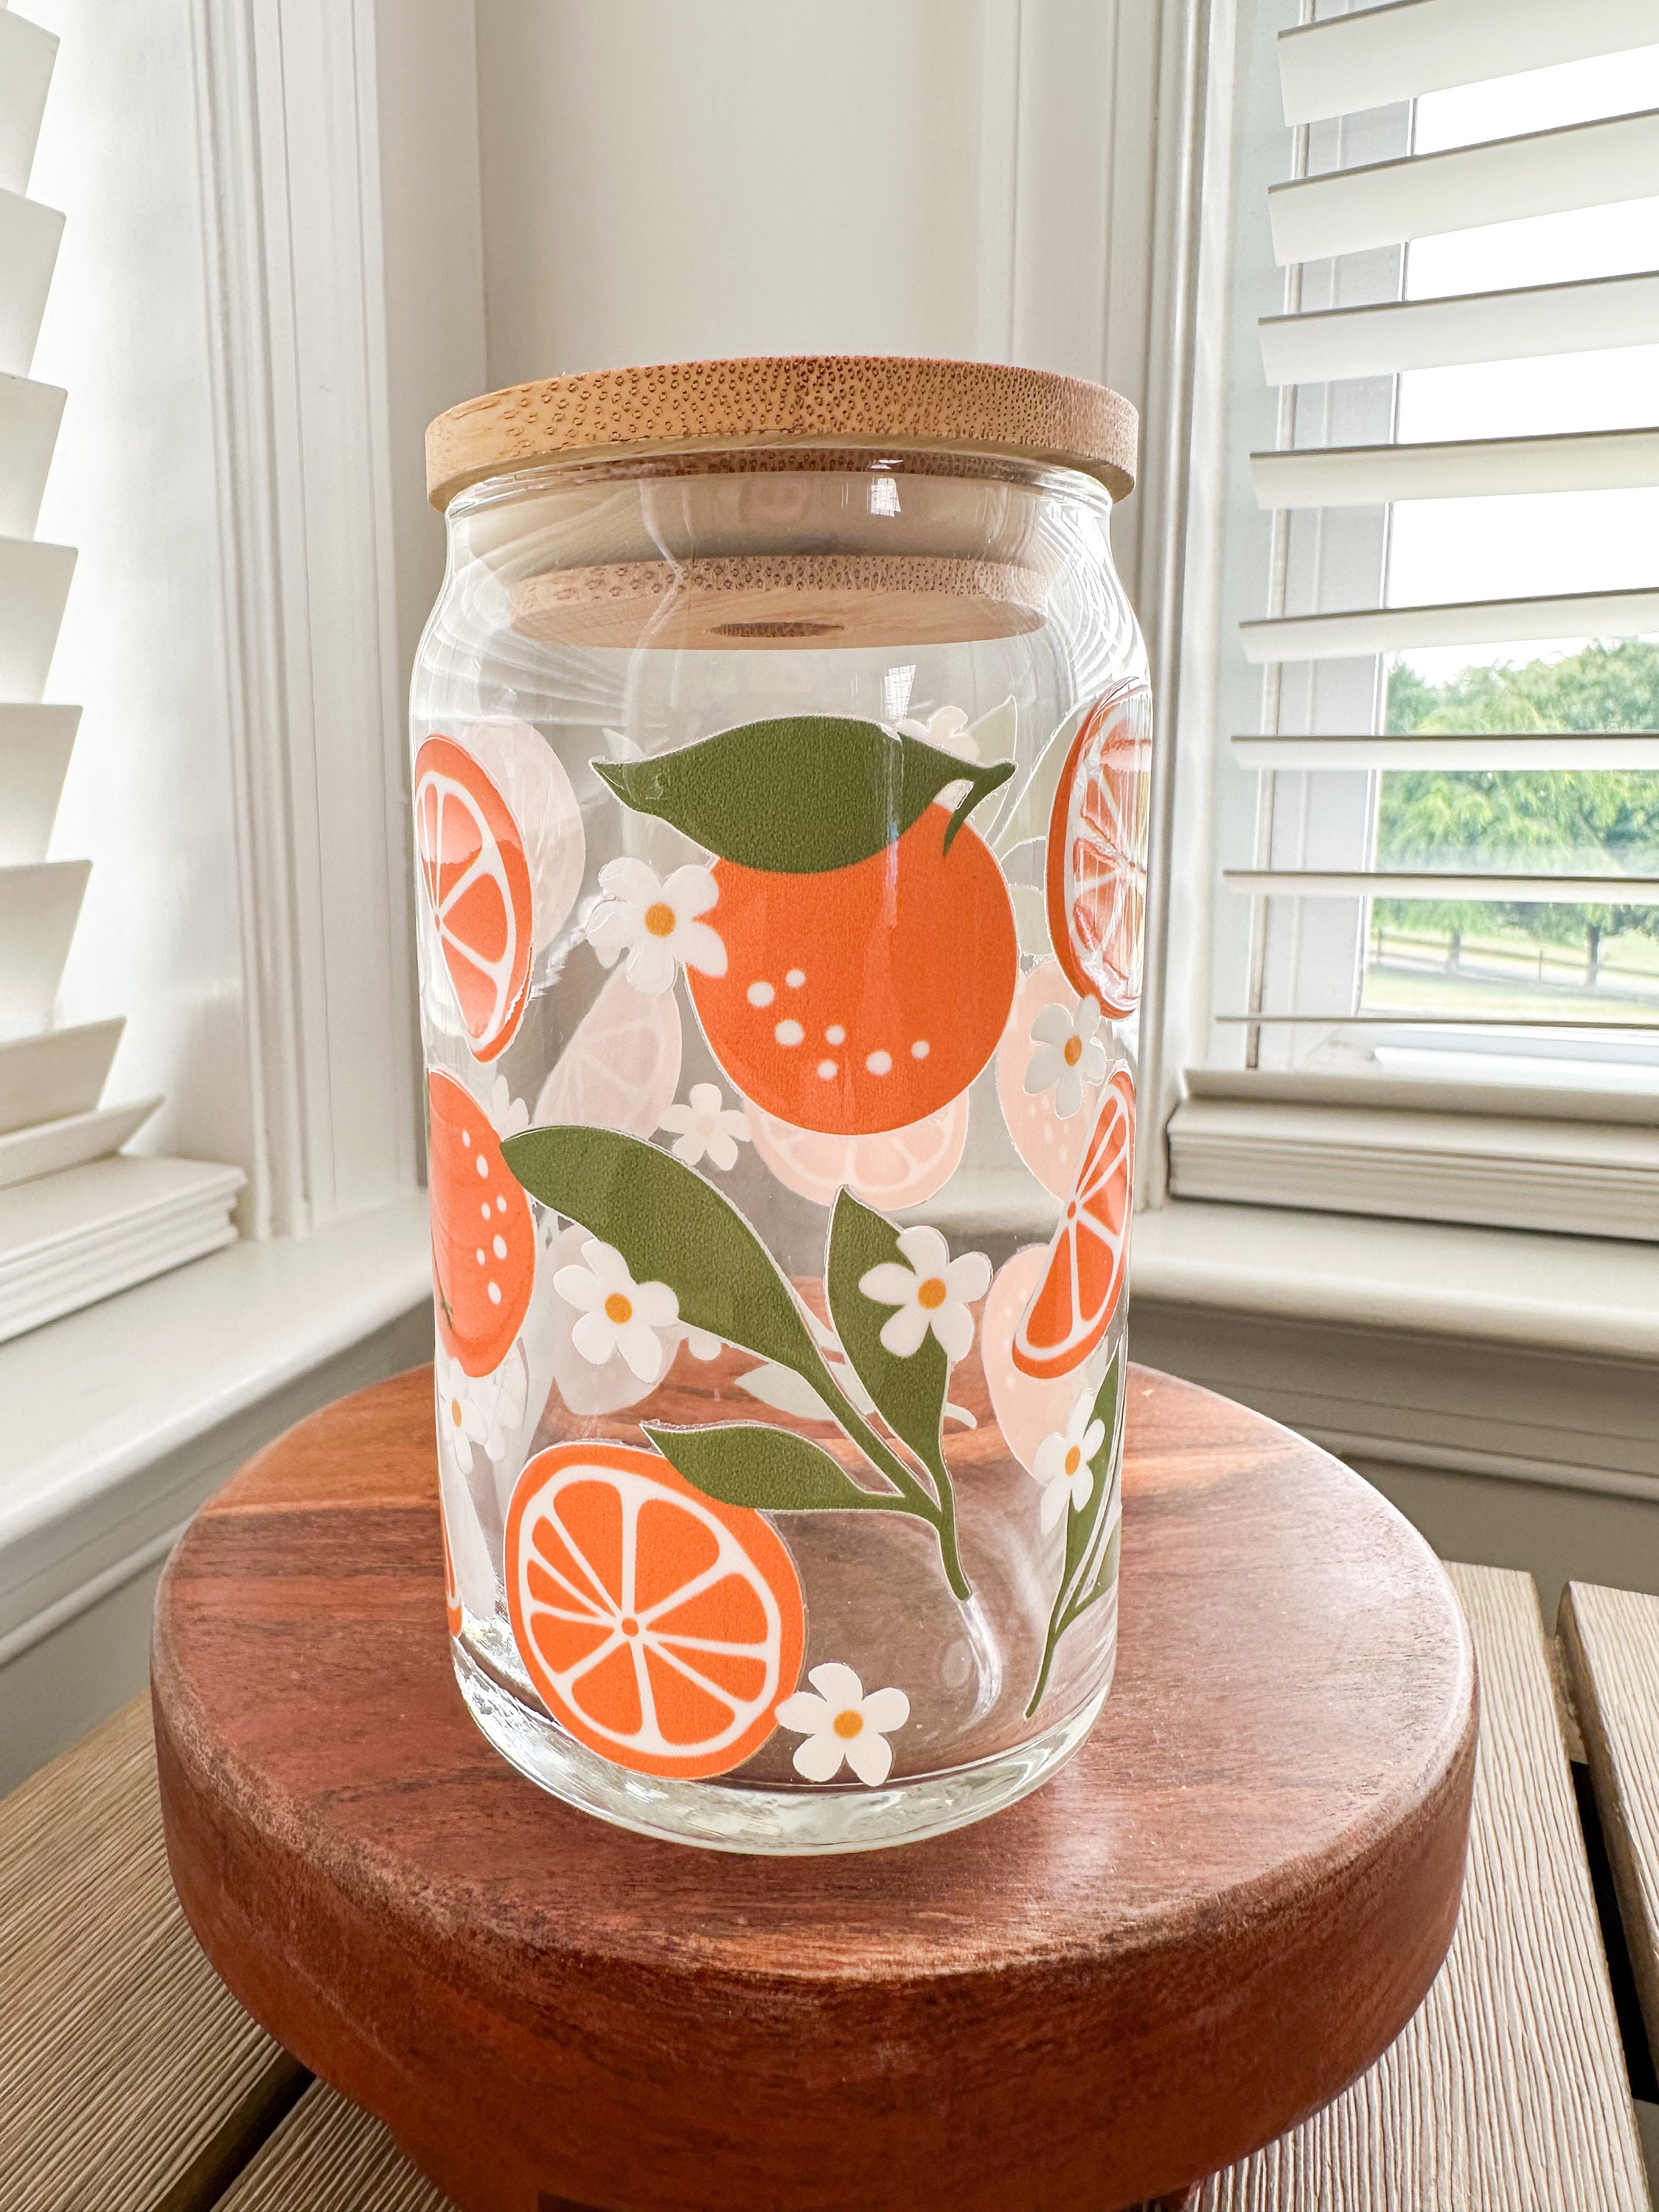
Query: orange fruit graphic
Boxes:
[
  {"xmin": 428, "ymin": 1068, "xmax": 536, "ymax": 1377},
  {"xmin": 1012, "ymin": 1067, "xmax": 1134, "ymax": 1380},
  {"xmin": 506, "ymin": 1440, "xmax": 805, "ymax": 1779},
  {"xmin": 533, "ymin": 964, "xmax": 682, "ymax": 1137},
  {"xmin": 746, "ymin": 1089, "xmax": 969, "ymax": 1210},
  {"xmin": 689, "ymin": 809, "xmax": 1016, "ymax": 1137},
  {"xmin": 995, "ymin": 959, "xmax": 1103, "ymax": 1200},
  {"xmin": 1044, "ymin": 684, "xmax": 1152, "ymax": 1018},
  {"xmin": 415, "ymin": 735, "xmax": 535, "ymax": 1061},
  {"xmin": 981, "ymin": 1245, "xmax": 1085, "ymax": 1473}
]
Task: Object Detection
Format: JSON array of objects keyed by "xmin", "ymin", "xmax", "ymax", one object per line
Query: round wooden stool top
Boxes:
[{"xmin": 151, "ymin": 1366, "xmax": 1475, "ymax": 2212}]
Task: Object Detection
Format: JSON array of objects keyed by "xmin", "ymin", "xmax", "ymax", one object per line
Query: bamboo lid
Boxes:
[{"xmin": 426, "ymin": 355, "xmax": 1137, "ymax": 511}]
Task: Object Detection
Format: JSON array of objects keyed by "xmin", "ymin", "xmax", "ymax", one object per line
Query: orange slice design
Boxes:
[
  {"xmin": 1044, "ymin": 685, "xmax": 1152, "ymax": 1018},
  {"xmin": 506, "ymin": 1441, "xmax": 805, "ymax": 1779},
  {"xmin": 981, "ymin": 1245, "xmax": 1085, "ymax": 1472},
  {"xmin": 415, "ymin": 736, "xmax": 535, "ymax": 1062},
  {"xmin": 1012, "ymin": 1067, "xmax": 1134, "ymax": 1380},
  {"xmin": 745, "ymin": 1090, "xmax": 969, "ymax": 1210}
]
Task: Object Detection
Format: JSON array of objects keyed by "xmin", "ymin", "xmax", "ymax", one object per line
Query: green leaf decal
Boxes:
[
  {"xmin": 644, "ymin": 1423, "xmax": 886, "ymax": 1512},
  {"xmin": 1026, "ymin": 1346, "xmax": 1124, "ymax": 1717},
  {"xmin": 826, "ymin": 1192, "xmax": 949, "ymax": 1494},
  {"xmin": 591, "ymin": 715, "xmax": 1014, "ymax": 874},
  {"xmin": 502, "ymin": 1124, "xmax": 821, "ymax": 1375}
]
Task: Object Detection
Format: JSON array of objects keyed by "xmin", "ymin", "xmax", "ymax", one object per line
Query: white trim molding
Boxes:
[
  {"xmin": 188, "ymin": 0, "xmax": 419, "ymax": 1239},
  {"xmin": 1169, "ymin": 1078, "xmax": 1659, "ymax": 1241}
]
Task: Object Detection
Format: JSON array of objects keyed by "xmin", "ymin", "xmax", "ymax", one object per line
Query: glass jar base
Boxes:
[{"xmin": 453, "ymin": 1640, "xmax": 1111, "ymax": 1856}]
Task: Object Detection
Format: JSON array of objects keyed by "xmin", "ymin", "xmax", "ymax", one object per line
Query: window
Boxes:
[{"xmin": 1161, "ymin": 0, "xmax": 1659, "ymax": 1237}]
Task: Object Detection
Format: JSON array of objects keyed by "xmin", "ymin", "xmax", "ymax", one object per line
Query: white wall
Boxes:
[{"xmin": 471, "ymin": 0, "xmax": 1164, "ymax": 597}]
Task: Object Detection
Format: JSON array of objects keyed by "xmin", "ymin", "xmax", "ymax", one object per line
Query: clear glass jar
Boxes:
[{"xmin": 412, "ymin": 360, "xmax": 1149, "ymax": 1852}]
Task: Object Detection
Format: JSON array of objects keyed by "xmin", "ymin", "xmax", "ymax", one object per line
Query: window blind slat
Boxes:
[
  {"xmin": 0, "ymin": 703, "xmax": 79, "ymax": 869},
  {"xmin": 1268, "ymin": 108, "xmax": 1659, "ymax": 265},
  {"xmin": 0, "ymin": 858, "xmax": 91, "ymax": 1032},
  {"xmin": 1240, "ymin": 584, "xmax": 1659, "ymax": 662},
  {"xmin": 1252, "ymin": 425, "xmax": 1659, "ymax": 509},
  {"xmin": 1279, "ymin": 0, "xmax": 1659, "ymax": 128},
  {"xmin": 1214, "ymin": 1012, "xmax": 1659, "ymax": 1027},
  {"xmin": 0, "ymin": 535, "xmax": 76, "ymax": 702},
  {"xmin": 0, "ymin": 372, "xmax": 65, "ymax": 540},
  {"xmin": 1226, "ymin": 870, "xmax": 1659, "ymax": 902},
  {"xmin": 1258, "ymin": 270, "xmax": 1659, "ymax": 385},
  {"xmin": 1233, "ymin": 734, "xmax": 1659, "ymax": 769},
  {"xmin": 0, "ymin": 11, "xmax": 57, "ymax": 198},
  {"xmin": 0, "ymin": 189, "xmax": 62, "ymax": 379}
]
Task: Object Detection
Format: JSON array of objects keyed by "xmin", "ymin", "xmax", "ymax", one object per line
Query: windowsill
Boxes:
[
  {"xmin": 0, "ymin": 1192, "xmax": 432, "ymax": 1664},
  {"xmin": 1131, "ymin": 1198, "xmax": 1659, "ymax": 1364}
]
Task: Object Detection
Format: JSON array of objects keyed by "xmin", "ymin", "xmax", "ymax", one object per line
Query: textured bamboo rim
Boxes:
[{"xmin": 425, "ymin": 355, "xmax": 1137, "ymax": 511}]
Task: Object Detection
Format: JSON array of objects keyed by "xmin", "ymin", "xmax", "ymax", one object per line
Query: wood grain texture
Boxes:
[
  {"xmin": 509, "ymin": 552, "xmax": 1046, "ymax": 650},
  {"xmin": 0, "ymin": 1697, "xmax": 305, "ymax": 2212},
  {"xmin": 153, "ymin": 1366, "xmax": 1475, "ymax": 2212},
  {"xmin": 1560, "ymin": 1580, "xmax": 1659, "ymax": 2071},
  {"xmin": 1198, "ymin": 1565, "xmax": 1650, "ymax": 2211},
  {"xmin": 424, "ymin": 354, "xmax": 1138, "ymax": 509},
  {"xmin": 212, "ymin": 2081, "xmax": 453, "ymax": 2211}
]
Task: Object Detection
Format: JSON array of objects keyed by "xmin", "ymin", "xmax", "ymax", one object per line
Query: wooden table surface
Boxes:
[{"xmin": 2, "ymin": 1383, "xmax": 1654, "ymax": 2210}]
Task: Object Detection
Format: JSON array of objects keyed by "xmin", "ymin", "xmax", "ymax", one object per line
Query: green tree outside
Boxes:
[{"xmin": 1375, "ymin": 639, "xmax": 1659, "ymax": 987}]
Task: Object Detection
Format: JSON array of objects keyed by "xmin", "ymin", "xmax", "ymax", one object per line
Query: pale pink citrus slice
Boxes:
[
  {"xmin": 534, "ymin": 965, "xmax": 683, "ymax": 1136},
  {"xmin": 995, "ymin": 959, "xmax": 1102, "ymax": 1200},
  {"xmin": 746, "ymin": 1090, "xmax": 969, "ymax": 1210}
]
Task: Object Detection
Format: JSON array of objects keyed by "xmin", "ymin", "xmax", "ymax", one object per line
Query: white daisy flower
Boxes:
[
  {"xmin": 582, "ymin": 858, "xmax": 726, "ymax": 997},
  {"xmin": 551, "ymin": 1237, "xmax": 681, "ymax": 1382},
  {"xmin": 858, "ymin": 1223, "xmax": 992, "ymax": 1362},
  {"xmin": 657, "ymin": 1082, "xmax": 752, "ymax": 1171},
  {"xmin": 897, "ymin": 703, "xmax": 980, "ymax": 762},
  {"xmin": 487, "ymin": 1074, "xmax": 529, "ymax": 1138},
  {"xmin": 1023, "ymin": 995, "xmax": 1108, "ymax": 1120},
  {"xmin": 1031, "ymin": 1391, "xmax": 1107, "ymax": 1533},
  {"xmin": 434, "ymin": 1353, "xmax": 491, "ymax": 1476},
  {"xmin": 776, "ymin": 1662, "xmax": 911, "ymax": 1787}
]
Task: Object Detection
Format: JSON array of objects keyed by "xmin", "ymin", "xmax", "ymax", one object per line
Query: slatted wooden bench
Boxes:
[{"xmin": 2, "ymin": 1565, "xmax": 1655, "ymax": 2210}]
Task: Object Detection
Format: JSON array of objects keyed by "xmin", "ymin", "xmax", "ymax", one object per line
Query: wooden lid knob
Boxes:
[{"xmin": 426, "ymin": 355, "xmax": 1138, "ymax": 511}]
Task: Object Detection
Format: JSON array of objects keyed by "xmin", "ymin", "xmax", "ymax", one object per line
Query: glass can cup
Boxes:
[{"xmin": 412, "ymin": 358, "xmax": 1150, "ymax": 1852}]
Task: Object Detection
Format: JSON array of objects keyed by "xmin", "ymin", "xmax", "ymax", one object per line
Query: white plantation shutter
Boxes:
[
  {"xmin": 1222, "ymin": 0, "xmax": 1659, "ymax": 1032},
  {"xmin": 1161, "ymin": 0, "xmax": 1659, "ymax": 1239},
  {"xmin": 0, "ymin": 7, "xmax": 240, "ymax": 1338}
]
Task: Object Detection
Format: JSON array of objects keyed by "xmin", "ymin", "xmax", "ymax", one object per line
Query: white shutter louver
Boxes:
[
  {"xmin": 1223, "ymin": 0, "xmax": 1659, "ymax": 1032},
  {"xmin": 0, "ymin": 10, "xmax": 240, "ymax": 1339},
  {"xmin": 1172, "ymin": 0, "xmax": 1659, "ymax": 1239}
]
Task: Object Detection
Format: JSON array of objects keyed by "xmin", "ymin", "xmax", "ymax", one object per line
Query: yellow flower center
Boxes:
[
  {"xmin": 917, "ymin": 1276, "xmax": 947, "ymax": 1310},
  {"xmin": 1064, "ymin": 1445, "xmax": 1082, "ymax": 1476},
  {"xmin": 644, "ymin": 900, "xmax": 677, "ymax": 938},
  {"xmin": 605, "ymin": 1291, "xmax": 634, "ymax": 1324},
  {"xmin": 1063, "ymin": 1035, "xmax": 1082, "ymax": 1066},
  {"xmin": 833, "ymin": 1709, "xmax": 863, "ymax": 1739},
  {"xmin": 448, "ymin": 1397, "xmax": 465, "ymax": 1427}
]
